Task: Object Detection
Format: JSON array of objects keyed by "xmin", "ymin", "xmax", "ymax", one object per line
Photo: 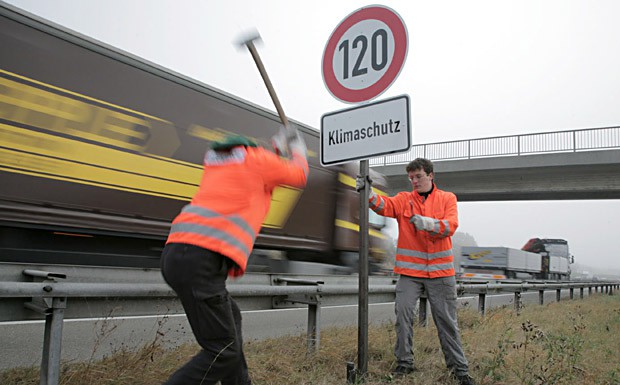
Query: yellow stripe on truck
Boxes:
[
  {"xmin": 262, "ymin": 186, "xmax": 303, "ymax": 229},
  {"xmin": 0, "ymin": 69, "xmax": 302, "ymax": 229},
  {"xmin": 338, "ymin": 172, "xmax": 387, "ymax": 196},
  {"xmin": 0, "ymin": 123, "xmax": 201, "ymax": 200},
  {"xmin": 335, "ymin": 219, "xmax": 386, "ymax": 239}
]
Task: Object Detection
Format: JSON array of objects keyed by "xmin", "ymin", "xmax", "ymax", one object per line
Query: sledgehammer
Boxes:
[{"xmin": 237, "ymin": 31, "xmax": 290, "ymax": 128}]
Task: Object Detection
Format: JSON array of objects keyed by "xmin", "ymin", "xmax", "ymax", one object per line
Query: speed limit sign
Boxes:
[{"xmin": 322, "ymin": 5, "xmax": 408, "ymax": 104}]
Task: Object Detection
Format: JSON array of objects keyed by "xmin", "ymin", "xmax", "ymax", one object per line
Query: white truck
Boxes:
[
  {"xmin": 461, "ymin": 238, "xmax": 573, "ymax": 280},
  {"xmin": 460, "ymin": 247, "xmax": 542, "ymax": 280}
]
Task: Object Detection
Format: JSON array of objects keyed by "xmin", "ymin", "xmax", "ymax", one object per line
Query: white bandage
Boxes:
[{"xmin": 410, "ymin": 215, "xmax": 436, "ymax": 232}]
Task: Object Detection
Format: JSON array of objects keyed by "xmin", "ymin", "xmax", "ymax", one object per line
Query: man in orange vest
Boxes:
[
  {"xmin": 161, "ymin": 127, "xmax": 308, "ymax": 385},
  {"xmin": 358, "ymin": 158, "xmax": 475, "ymax": 385}
]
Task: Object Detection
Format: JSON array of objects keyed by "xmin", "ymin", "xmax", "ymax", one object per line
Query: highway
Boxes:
[{"xmin": 0, "ymin": 290, "xmax": 586, "ymax": 371}]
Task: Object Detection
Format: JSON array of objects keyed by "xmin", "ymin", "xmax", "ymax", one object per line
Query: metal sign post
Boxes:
[
  {"xmin": 357, "ymin": 159, "xmax": 370, "ymax": 378},
  {"xmin": 321, "ymin": 5, "xmax": 409, "ymax": 381}
]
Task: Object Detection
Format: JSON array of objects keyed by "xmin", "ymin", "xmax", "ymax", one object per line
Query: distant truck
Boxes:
[
  {"xmin": 521, "ymin": 238, "xmax": 574, "ymax": 280},
  {"xmin": 460, "ymin": 238, "xmax": 573, "ymax": 280}
]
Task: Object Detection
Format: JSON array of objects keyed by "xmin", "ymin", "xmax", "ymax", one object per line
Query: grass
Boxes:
[{"xmin": 2, "ymin": 293, "xmax": 620, "ymax": 385}]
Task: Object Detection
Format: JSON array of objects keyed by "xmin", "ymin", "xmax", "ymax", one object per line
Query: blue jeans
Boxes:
[{"xmin": 161, "ymin": 243, "xmax": 251, "ymax": 385}]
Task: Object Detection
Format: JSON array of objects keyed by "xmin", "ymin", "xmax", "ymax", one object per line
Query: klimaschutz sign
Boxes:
[
  {"xmin": 321, "ymin": 94, "xmax": 410, "ymax": 166},
  {"xmin": 320, "ymin": 5, "xmax": 410, "ymax": 166}
]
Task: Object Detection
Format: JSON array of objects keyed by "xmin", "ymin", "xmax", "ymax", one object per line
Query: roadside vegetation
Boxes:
[{"xmin": 2, "ymin": 293, "xmax": 619, "ymax": 385}]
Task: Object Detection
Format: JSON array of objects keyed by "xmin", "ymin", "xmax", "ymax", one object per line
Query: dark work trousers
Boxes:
[
  {"xmin": 394, "ymin": 275, "xmax": 469, "ymax": 376},
  {"xmin": 160, "ymin": 243, "xmax": 251, "ymax": 385}
]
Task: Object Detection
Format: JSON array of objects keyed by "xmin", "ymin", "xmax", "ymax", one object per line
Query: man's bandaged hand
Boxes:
[{"xmin": 410, "ymin": 215, "xmax": 435, "ymax": 232}]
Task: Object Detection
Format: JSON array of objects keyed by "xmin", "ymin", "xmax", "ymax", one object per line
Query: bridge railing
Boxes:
[{"xmin": 371, "ymin": 125, "xmax": 620, "ymax": 166}]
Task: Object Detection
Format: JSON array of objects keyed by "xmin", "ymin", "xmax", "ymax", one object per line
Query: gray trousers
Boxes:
[{"xmin": 394, "ymin": 275, "xmax": 469, "ymax": 376}]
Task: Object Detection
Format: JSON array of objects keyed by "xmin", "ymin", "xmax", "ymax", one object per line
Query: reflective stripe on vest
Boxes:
[
  {"xmin": 370, "ymin": 194, "xmax": 384, "ymax": 211},
  {"xmin": 180, "ymin": 205, "xmax": 256, "ymax": 239},
  {"xmin": 395, "ymin": 247, "xmax": 455, "ymax": 277},
  {"xmin": 168, "ymin": 204, "xmax": 256, "ymax": 259},
  {"xmin": 429, "ymin": 219, "xmax": 450, "ymax": 237}
]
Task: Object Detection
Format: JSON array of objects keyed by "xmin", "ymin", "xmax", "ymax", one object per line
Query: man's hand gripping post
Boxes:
[{"xmin": 356, "ymin": 175, "xmax": 377, "ymax": 201}]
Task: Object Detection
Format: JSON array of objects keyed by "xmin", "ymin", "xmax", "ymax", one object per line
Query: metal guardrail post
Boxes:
[
  {"xmin": 538, "ymin": 290, "xmax": 545, "ymax": 305},
  {"xmin": 39, "ymin": 297, "xmax": 67, "ymax": 385},
  {"xmin": 514, "ymin": 292, "xmax": 522, "ymax": 314},
  {"xmin": 306, "ymin": 294, "xmax": 321, "ymax": 353},
  {"xmin": 580, "ymin": 287, "xmax": 584, "ymax": 299},
  {"xmin": 477, "ymin": 293, "xmax": 486, "ymax": 316},
  {"xmin": 569, "ymin": 288, "xmax": 574, "ymax": 299},
  {"xmin": 272, "ymin": 278, "xmax": 323, "ymax": 354},
  {"xmin": 556, "ymin": 288, "xmax": 562, "ymax": 302},
  {"xmin": 22, "ymin": 270, "xmax": 68, "ymax": 385}
]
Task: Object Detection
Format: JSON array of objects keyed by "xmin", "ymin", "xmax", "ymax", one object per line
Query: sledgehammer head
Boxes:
[
  {"xmin": 234, "ymin": 28, "xmax": 290, "ymax": 128},
  {"xmin": 235, "ymin": 29, "xmax": 262, "ymax": 50}
]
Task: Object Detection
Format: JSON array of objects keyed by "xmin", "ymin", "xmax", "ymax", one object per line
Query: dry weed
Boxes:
[{"xmin": 1, "ymin": 293, "xmax": 619, "ymax": 385}]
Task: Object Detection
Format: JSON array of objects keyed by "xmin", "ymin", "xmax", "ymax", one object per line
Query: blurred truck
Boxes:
[{"xmin": 0, "ymin": 3, "xmax": 393, "ymax": 275}]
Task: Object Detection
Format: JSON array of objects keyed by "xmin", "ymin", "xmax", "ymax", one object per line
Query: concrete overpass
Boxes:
[{"xmin": 370, "ymin": 126, "xmax": 620, "ymax": 201}]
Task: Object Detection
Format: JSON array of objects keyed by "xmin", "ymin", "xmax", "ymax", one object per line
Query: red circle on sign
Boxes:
[{"xmin": 322, "ymin": 6, "xmax": 408, "ymax": 103}]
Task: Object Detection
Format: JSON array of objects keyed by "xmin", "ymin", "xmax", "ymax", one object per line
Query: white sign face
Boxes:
[
  {"xmin": 320, "ymin": 95, "xmax": 410, "ymax": 166},
  {"xmin": 322, "ymin": 5, "xmax": 408, "ymax": 104}
]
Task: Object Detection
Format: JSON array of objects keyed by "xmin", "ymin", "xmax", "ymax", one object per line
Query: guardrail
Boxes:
[
  {"xmin": 1, "ymin": 269, "xmax": 618, "ymax": 385},
  {"xmin": 370, "ymin": 125, "xmax": 620, "ymax": 166}
]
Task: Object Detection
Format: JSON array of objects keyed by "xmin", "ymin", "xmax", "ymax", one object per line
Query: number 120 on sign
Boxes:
[{"xmin": 322, "ymin": 5, "xmax": 408, "ymax": 104}]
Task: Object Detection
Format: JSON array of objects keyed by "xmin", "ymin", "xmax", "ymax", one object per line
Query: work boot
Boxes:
[
  {"xmin": 454, "ymin": 374, "xmax": 476, "ymax": 385},
  {"xmin": 391, "ymin": 365, "xmax": 415, "ymax": 377}
]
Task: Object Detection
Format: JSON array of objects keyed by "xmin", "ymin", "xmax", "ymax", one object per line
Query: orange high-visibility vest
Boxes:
[
  {"xmin": 166, "ymin": 145, "xmax": 308, "ymax": 276},
  {"xmin": 369, "ymin": 185, "xmax": 458, "ymax": 278}
]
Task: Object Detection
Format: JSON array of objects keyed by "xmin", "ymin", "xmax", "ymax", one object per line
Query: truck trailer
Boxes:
[
  {"xmin": 460, "ymin": 246, "xmax": 542, "ymax": 279},
  {"xmin": 460, "ymin": 238, "xmax": 573, "ymax": 280},
  {"xmin": 0, "ymin": 3, "xmax": 393, "ymax": 274}
]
